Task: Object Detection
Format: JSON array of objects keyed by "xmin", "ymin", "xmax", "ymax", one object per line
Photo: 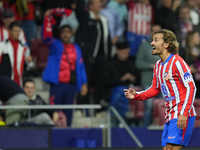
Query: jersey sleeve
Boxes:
[
  {"xmin": 175, "ymin": 59, "xmax": 196, "ymax": 116},
  {"xmin": 133, "ymin": 63, "xmax": 161, "ymax": 100}
]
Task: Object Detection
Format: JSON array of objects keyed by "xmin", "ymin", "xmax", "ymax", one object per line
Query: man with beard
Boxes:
[{"xmin": 124, "ymin": 29, "xmax": 196, "ymax": 150}]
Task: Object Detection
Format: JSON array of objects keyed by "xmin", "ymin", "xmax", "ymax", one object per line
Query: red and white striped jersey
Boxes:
[
  {"xmin": 0, "ymin": 40, "xmax": 30, "ymax": 86},
  {"xmin": 133, "ymin": 54, "xmax": 196, "ymax": 122},
  {"xmin": 128, "ymin": 1, "xmax": 154, "ymax": 36},
  {"xmin": 0, "ymin": 26, "xmax": 27, "ymax": 45}
]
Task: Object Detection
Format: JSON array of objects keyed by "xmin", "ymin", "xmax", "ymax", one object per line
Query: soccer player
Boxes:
[{"xmin": 124, "ymin": 29, "xmax": 196, "ymax": 150}]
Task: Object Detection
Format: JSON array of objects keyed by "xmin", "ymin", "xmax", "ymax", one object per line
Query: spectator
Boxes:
[
  {"xmin": 75, "ymin": 0, "xmax": 112, "ymax": 104},
  {"xmin": 43, "ymin": 0, "xmax": 74, "ymax": 11},
  {"xmin": 102, "ymin": 41, "xmax": 139, "ymax": 127},
  {"xmin": 101, "ymin": 0, "xmax": 124, "ymax": 56},
  {"xmin": 127, "ymin": 0, "xmax": 154, "ymax": 56},
  {"xmin": 0, "ymin": 21, "xmax": 33, "ymax": 86},
  {"xmin": 0, "ymin": 0, "xmax": 10, "ymax": 24},
  {"xmin": 135, "ymin": 24, "xmax": 161, "ymax": 127},
  {"xmin": 155, "ymin": 0, "xmax": 181, "ymax": 29},
  {"xmin": 101, "ymin": 0, "xmax": 123, "ymax": 45},
  {"xmin": 9, "ymin": 0, "xmax": 43, "ymax": 45},
  {"xmin": 42, "ymin": 9, "xmax": 88, "ymax": 127},
  {"xmin": 0, "ymin": 76, "xmax": 29, "ymax": 125},
  {"xmin": 59, "ymin": 0, "xmax": 79, "ymax": 42},
  {"xmin": 107, "ymin": 0, "xmax": 128, "ymax": 39},
  {"xmin": 185, "ymin": 0, "xmax": 200, "ymax": 25},
  {"xmin": 184, "ymin": 31, "xmax": 200, "ymax": 65},
  {"xmin": 0, "ymin": 9, "xmax": 27, "ymax": 44},
  {"xmin": 23, "ymin": 77, "xmax": 58, "ymax": 126},
  {"xmin": 167, "ymin": 5, "xmax": 200, "ymax": 51},
  {"xmin": 185, "ymin": 31, "xmax": 200, "ymax": 98}
]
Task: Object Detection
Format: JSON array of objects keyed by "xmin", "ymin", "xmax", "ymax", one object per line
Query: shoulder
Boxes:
[
  {"xmin": 173, "ymin": 54, "xmax": 185, "ymax": 64},
  {"xmin": 99, "ymin": 13, "xmax": 108, "ymax": 22},
  {"xmin": 155, "ymin": 59, "xmax": 161, "ymax": 67},
  {"xmin": 107, "ymin": 1, "xmax": 118, "ymax": 7}
]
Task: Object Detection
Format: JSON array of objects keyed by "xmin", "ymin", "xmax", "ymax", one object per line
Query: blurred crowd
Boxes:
[{"xmin": 0, "ymin": 0, "xmax": 200, "ymax": 128}]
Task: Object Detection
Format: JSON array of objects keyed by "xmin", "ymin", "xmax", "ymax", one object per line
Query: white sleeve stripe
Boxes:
[{"xmin": 176, "ymin": 61, "xmax": 196, "ymax": 115}]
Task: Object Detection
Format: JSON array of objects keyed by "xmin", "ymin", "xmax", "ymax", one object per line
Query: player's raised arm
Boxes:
[{"xmin": 124, "ymin": 62, "xmax": 161, "ymax": 101}]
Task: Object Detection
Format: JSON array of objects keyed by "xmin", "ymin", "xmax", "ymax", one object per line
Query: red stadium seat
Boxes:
[
  {"xmin": 134, "ymin": 101, "xmax": 144, "ymax": 118},
  {"xmin": 31, "ymin": 39, "xmax": 49, "ymax": 70},
  {"xmin": 129, "ymin": 100, "xmax": 144, "ymax": 118},
  {"xmin": 153, "ymin": 98, "xmax": 165, "ymax": 125},
  {"xmin": 157, "ymin": 102, "xmax": 166, "ymax": 126},
  {"xmin": 129, "ymin": 86, "xmax": 144, "ymax": 118}
]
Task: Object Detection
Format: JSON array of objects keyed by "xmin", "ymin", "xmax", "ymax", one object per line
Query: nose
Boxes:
[{"xmin": 151, "ymin": 41, "xmax": 154, "ymax": 46}]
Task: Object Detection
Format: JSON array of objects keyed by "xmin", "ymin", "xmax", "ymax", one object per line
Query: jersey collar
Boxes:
[{"xmin": 161, "ymin": 54, "xmax": 174, "ymax": 65}]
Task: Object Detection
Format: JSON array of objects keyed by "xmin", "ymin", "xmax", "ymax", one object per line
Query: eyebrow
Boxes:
[{"xmin": 153, "ymin": 37, "xmax": 163, "ymax": 40}]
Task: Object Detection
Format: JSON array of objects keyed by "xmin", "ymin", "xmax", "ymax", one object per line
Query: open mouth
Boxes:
[{"xmin": 152, "ymin": 46, "xmax": 156, "ymax": 50}]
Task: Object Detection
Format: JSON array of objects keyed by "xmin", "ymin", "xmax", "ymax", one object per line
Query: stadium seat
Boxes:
[
  {"xmin": 30, "ymin": 39, "xmax": 49, "ymax": 70},
  {"xmin": 153, "ymin": 98, "xmax": 165, "ymax": 125},
  {"xmin": 129, "ymin": 86, "xmax": 144, "ymax": 118},
  {"xmin": 157, "ymin": 102, "xmax": 166, "ymax": 126},
  {"xmin": 129, "ymin": 100, "xmax": 144, "ymax": 118}
]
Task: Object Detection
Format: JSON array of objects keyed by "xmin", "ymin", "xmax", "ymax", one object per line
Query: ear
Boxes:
[{"xmin": 164, "ymin": 43, "xmax": 169, "ymax": 48}]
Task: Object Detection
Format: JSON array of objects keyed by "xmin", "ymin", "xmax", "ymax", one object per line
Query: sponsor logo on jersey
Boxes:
[
  {"xmin": 161, "ymin": 84, "xmax": 168, "ymax": 97},
  {"xmin": 184, "ymin": 72, "xmax": 193, "ymax": 82}
]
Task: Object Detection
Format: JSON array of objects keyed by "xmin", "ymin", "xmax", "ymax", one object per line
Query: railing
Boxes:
[
  {"xmin": 0, "ymin": 104, "xmax": 101, "ymax": 125},
  {"xmin": 107, "ymin": 106, "xmax": 143, "ymax": 148},
  {"xmin": 0, "ymin": 104, "xmax": 143, "ymax": 148}
]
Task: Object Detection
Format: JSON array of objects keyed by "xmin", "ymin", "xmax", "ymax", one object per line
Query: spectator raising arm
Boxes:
[{"xmin": 42, "ymin": 8, "xmax": 72, "ymax": 44}]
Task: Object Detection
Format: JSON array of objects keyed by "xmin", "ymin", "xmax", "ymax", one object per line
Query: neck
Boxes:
[
  {"xmin": 9, "ymin": 37, "xmax": 18, "ymax": 41},
  {"xmin": 63, "ymin": 41, "xmax": 70, "ymax": 44},
  {"xmin": 92, "ymin": 10, "xmax": 100, "ymax": 19},
  {"xmin": 159, "ymin": 50, "xmax": 171, "ymax": 64}
]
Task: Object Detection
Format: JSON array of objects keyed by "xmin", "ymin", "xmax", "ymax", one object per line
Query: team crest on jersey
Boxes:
[
  {"xmin": 184, "ymin": 72, "xmax": 193, "ymax": 82},
  {"xmin": 164, "ymin": 72, "xmax": 170, "ymax": 81}
]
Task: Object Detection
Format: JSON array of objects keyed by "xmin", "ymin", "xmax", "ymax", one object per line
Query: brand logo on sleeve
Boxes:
[
  {"xmin": 184, "ymin": 72, "xmax": 193, "ymax": 82},
  {"xmin": 168, "ymin": 136, "xmax": 176, "ymax": 139}
]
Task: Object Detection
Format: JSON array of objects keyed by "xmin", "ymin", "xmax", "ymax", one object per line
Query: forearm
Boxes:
[
  {"xmin": 180, "ymin": 82, "xmax": 196, "ymax": 116},
  {"xmin": 133, "ymin": 86, "xmax": 161, "ymax": 101}
]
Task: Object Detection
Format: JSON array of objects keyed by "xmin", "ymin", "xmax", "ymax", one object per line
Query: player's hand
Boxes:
[
  {"xmin": 124, "ymin": 88, "xmax": 136, "ymax": 99},
  {"xmin": 177, "ymin": 115, "xmax": 187, "ymax": 129}
]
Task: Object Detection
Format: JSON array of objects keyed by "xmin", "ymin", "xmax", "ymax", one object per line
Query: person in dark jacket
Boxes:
[
  {"xmin": 75, "ymin": 0, "xmax": 112, "ymax": 101},
  {"xmin": 0, "ymin": 76, "xmax": 29, "ymax": 125},
  {"xmin": 42, "ymin": 9, "xmax": 87, "ymax": 127},
  {"xmin": 23, "ymin": 78, "xmax": 58, "ymax": 126},
  {"xmin": 101, "ymin": 41, "xmax": 139, "ymax": 126},
  {"xmin": 165, "ymin": 5, "xmax": 200, "ymax": 53},
  {"xmin": 155, "ymin": 0, "xmax": 181, "ymax": 29}
]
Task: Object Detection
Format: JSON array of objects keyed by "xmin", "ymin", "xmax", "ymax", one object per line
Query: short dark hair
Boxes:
[
  {"xmin": 178, "ymin": 5, "xmax": 189, "ymax": 14},
  {"xmin": 150, "ymin": 23, "xmax": 161, "ymax": 30},
  {"xmin": 23, "ymin": 77, "xmax": 35, "ymax": 87},
  {"xmin": 59, "ymin": 24, "xmax": 72, "ymax": 34},
  {"xmin": 9, "ymin": 21, "xmax": 21, "ymax": 30},
  {"xmin": 116, "ymin": 41, "xmax": 130, "ymax": 50},
  {"xmin": 154, "ymin": 29, "xmax": 179, "ymax": 54}
]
